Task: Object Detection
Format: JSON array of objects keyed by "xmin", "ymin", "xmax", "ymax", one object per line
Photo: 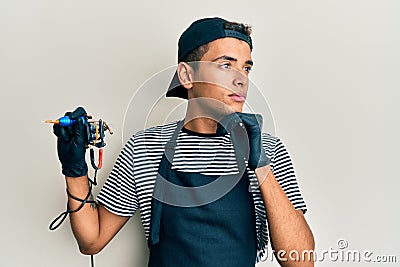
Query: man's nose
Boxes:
[{"xmin": 232, "ymin": 69, "xmax": 248, "ymax": 88}]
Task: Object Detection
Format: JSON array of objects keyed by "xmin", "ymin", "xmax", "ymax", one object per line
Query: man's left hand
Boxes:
[{"xmin": 217, "ymin": 112, "xmax": 270, "ymax": 170}]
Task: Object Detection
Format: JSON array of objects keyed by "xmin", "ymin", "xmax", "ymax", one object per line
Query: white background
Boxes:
[{"xmin": 1, "ymin": 0, "xmax": 399, "ymax": 266}]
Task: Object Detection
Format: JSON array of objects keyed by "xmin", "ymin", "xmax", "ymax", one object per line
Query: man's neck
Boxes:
[
  {"xmin": 183, "ymin": 117, "xmax": 218, "ymax": 134},
  {"xmin": 183, "ymin": 99, "xmax": 236, "ymax": 134}
]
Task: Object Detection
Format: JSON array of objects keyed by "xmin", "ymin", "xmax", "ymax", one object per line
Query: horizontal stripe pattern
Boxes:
[{"xmin": 97, "ymin": 120, "xmax": 307, "ymax": 262}]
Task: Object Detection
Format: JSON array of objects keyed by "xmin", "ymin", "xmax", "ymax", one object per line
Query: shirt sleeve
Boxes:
[
  {"xmin": 270, "ymin": 136, "xmax": 308, "ymax": 214},
  {"xmin": 96, "ymin": 137, "xmax": 139, "ymax": 217}
]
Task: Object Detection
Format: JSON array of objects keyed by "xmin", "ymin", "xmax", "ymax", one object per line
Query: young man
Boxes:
[{"xmin": 54, "ymin": 17, "xmax": 314, "ymax": 266}]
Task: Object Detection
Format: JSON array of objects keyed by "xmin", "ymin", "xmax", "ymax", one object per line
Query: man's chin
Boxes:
[{"xmin": 229, "ymin": 103, "xmax": 244, "ymax": 114}]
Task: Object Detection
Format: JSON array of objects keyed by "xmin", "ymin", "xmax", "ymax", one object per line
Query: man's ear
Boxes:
[{"xmin": 177, "ymin": 62, "xmax": 194, "ymax": 89}]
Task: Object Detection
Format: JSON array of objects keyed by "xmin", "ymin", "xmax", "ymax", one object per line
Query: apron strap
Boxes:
[
  {"xmin": 164, "ymin": 120, "xmax": 184, "ymax": 164},
  {"xmin": 149, "ymin": 120, "xmax": 184, "ymax": 246}
]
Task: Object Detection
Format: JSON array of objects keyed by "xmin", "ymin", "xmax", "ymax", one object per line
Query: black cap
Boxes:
[{"xmin": 166, "ymin": 17, "xmax": 253, "ymax": 99}]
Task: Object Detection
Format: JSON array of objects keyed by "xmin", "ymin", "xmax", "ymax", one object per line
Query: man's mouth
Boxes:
[{"xmin": 228, "ymin": 93, "xmax": 246, "ymax": 102}]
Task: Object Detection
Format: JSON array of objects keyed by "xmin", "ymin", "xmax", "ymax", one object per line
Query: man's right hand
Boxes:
[{"xmin": 53, "ymin": 107, "xmax": 88, "ymax": 177}]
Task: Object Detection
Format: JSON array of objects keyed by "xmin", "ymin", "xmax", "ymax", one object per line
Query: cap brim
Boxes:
[{"xmin": 166, "ymin": 71, "xmax": 188, "ymax": 99}]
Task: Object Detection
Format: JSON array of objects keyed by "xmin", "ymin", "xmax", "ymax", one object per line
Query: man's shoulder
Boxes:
[
  {"xmin": 261, "ymin": 132, "xmax": 278, "ymax": 147},
  {"xmin": 261, "ymin": 133, "xmax": 289, "ymax": 157},
  {"xmin": 129, "ymin": 120, "xmax": 179, "ymax": 144}
]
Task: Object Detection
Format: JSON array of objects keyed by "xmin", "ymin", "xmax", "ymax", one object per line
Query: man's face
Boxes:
[{"xmin": 188, "ymin": 37, "xmax": 253, "ymax": 116}]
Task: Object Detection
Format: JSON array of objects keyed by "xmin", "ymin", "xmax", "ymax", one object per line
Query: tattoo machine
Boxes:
[{"xmin": 45, "ymin": 114, "xmax": 113, "ymax": 181}]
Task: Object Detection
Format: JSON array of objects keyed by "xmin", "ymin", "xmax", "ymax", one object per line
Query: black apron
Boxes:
[{"xmin": 148, "ymin": 120, "xmax": 256, "ymax": 267}]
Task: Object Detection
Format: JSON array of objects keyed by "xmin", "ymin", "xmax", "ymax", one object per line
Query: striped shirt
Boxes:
[{"xmin": 97, "ymin": 120, "xmax": 307, "ymax": 262}]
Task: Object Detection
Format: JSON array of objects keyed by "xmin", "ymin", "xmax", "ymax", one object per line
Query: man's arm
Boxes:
[
  {"xmin": 215, "ymin": 112, "xmax": 314, "ymax": 265},
  {"xmin": 51, "ymin": 107, "xmax": 131, "ymax": 254},
  {"xmin": 66, "ymin": 175, "xmax": 130, "ymax": 255},
  {"xmin": 255, "ymin": 166, "xmax": 315, "ymax": 267}
]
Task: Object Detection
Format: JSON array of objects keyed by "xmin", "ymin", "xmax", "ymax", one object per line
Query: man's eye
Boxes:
[
  {"xmin": 244, "ymin": 66, "xmax": 252, "ymax": 72},
  {"xmin": 220, "ymin": 63, "xmax": 231, "ymax": 69}
]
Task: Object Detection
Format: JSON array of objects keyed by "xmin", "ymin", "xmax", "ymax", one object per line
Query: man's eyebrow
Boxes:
[
  {"xmin": 246, "ymin": 60, "xmax": 254, "ymax": 66},
  {"xmin": 212, "ymin": 55, "xmax": 237, "ymax": 62},
  {"xmin": 211, "ymin": 55, "xmax": 254, "ymax": 66}
]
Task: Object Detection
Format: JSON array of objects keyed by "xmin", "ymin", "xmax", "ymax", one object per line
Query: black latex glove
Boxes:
[
  {"xmin": 53, "ymin": 107, "xmax": 88, "ymax": 177},
  {"xmin": 217, "ymin": 112, "xmax": 270, "ymax": 170}
]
